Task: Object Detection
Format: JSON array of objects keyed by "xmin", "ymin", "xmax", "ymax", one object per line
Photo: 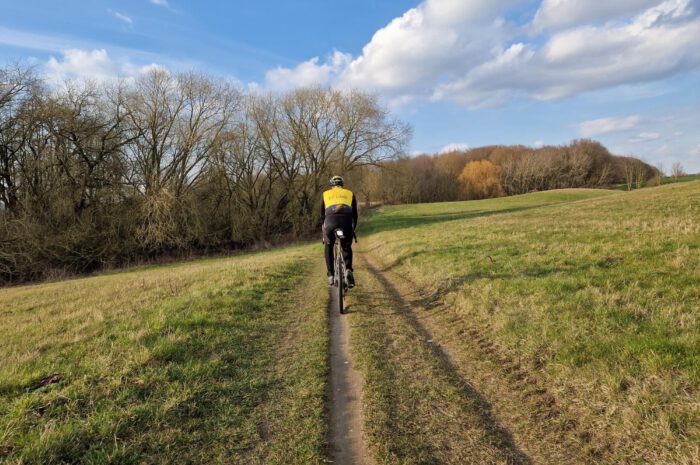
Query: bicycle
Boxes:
[{"xmin": 332, "ymin": 228, "xmax": 350, "ymax": 314}]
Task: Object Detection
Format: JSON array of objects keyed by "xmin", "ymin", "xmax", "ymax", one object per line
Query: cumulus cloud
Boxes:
[
  {"xmin": 265, "ymin": 51, "xmax": 350, "ymax": 91},
  {"xmin": 337, "ymin": 0, "xmax": 516, "ymax": 94},
  {"xmin": 263, "ymin": 0, "xmax": 700, "ymax": 108},
  {"xmin": 577, "ymin": 115, "xmax": 641, "ymax": 137},
  {"xmin": 46, "ymin": 49, "xmax": 117, "ymax": 83},
  {"xmin": 433, "ymin": 0, "xmax": 700, "ymax": 104},
  {"xmin": 439, "ymin": 143, "xmax": 470, "ymax": 154},
  {"xmin": 533, "ymin": 0, "xmax": 660, "ymax": 30},
  {"xmin": 266, "ymin": 0, "xmax": 517, "ymax": 102},
  {"xmin": 45, "ymin": 48, "xmax": 164, "ymax": 84}
]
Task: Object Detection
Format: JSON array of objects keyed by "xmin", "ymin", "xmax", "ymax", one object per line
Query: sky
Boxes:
[{"xmin": 2, "ymin": 0, "xmax": 700, "ymax": 172}]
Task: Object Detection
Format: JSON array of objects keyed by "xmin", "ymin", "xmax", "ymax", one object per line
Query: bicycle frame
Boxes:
[{"xmin": 333, "ymin": 229, "xmax": 348, "ymax": 314}]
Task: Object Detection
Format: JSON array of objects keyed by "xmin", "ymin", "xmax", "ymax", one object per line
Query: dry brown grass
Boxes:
[
  {"xmin": 0, "ymin": 246, "xmax": 330, "ymax": 464},
  {"xmin": 357, "ymin": 184, "xmax": 700, "ymax": 464}
]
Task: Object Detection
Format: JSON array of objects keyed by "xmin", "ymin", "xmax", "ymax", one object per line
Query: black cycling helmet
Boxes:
[{"xmin": 329, "ymin": 175, "xmax": 344, "ymax": 187}]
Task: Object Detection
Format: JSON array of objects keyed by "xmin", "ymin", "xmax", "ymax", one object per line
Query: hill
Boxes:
[
  {"xmin": 352, "ymin": 182, "xmax": 699, "ymax": 464},
  {"xmin": 2, "ymin": 182, "xmax": 698, "ymax": 464}
]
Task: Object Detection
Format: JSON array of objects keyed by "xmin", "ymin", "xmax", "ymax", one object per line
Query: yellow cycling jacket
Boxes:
[{"xmin": 321, "ymin": 187, "xmax": 357, "ymax": 222}]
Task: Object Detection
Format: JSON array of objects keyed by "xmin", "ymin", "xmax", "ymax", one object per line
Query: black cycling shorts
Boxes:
[{"xmin": 322, "ymin": 215, "xmax": 354, "ymax": 245}]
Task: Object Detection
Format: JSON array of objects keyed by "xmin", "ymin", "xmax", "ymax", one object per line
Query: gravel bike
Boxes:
[{"xmin": 332, "ymin": 229, "xmax": 350, "ymax": 314}]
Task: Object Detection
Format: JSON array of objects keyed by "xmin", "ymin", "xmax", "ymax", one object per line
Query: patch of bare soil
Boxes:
[{"xmin": 328, "ymin": 289, "xmax": 372, "ymax": 465}]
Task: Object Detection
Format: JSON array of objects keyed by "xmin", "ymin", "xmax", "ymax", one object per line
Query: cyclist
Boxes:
[{"xmin": 321, "ymin": 175, "xmax": 357, "ymax": 288}]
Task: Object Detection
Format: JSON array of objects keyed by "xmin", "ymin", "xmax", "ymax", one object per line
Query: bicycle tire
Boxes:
[
  {"xmin": 337, "ymin": 271, "xmax": 344, "ymax": 314},
  {"xmin": 335, "ymin": 243, "xmax": 344, "ymax": 314}
]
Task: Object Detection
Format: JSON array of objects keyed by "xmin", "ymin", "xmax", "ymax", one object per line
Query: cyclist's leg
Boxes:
[
  {"xmin": 343, "ymin": 240, "xmax": 355, "ymax": 288},
  {"xmin": 341, "ymin": 237, "xmax": 353, "ymax": 271},
  {"xmin": 335, "ymin": 219, "xmax": 353, "ymax": 270},
  {"xmin": 323, "ymin": 218, "xmax": 338, "ymax": 280},
  {"xmin": 339, "ymin": 220, "xmax": 355, "ymax": 287},
  {"xmin": 324, "ymin": 241, "xmax": 334, "ymax": 274}
]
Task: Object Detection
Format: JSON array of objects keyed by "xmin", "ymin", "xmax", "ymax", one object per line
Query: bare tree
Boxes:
[
  {"xmin": 1, "ymin": 64, "xmax": 416, "ymax": 283},
  {"xmin": 0, "ymin": 65, "xmax": 38, "ymax": 216},
  {"xmin": 671, "ymin": 162, "xmax": 686, "ymax": 179},
  {"xmin": 122, "ymin": 69, "xmax": 241, "ymax": 249},
  {"xmin": 333, "ymin": 90, "xmax": 411, "ymax": 174},
  {"xmin": 632, "ymin": 159, "xmax": 647, "ymax": 189}
]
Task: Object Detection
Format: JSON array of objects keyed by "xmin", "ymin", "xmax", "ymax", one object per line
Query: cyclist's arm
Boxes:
[
  {"xmin": 352, "ymin": 195, "xmax": 358, "ymax": 230},
  {"xmin": 320, "ymin": 197, "xmax": 326, "ymax": 220}
]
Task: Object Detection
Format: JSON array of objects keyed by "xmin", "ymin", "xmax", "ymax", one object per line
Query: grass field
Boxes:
[
  {"xmin": 661, "ymin": 174, "xmax": 700, "ymax": 185},
  {"xmin": 0, "ymin": 247, "xmax": 329, "ymax": 464},
  {"xmin": 2, "ymin": 182, "xmax": 699, "ymax": 464},
  {"xmin": 356, "ymin": 182, "xmax": 700, "ymax": 464},
  {"xmin": 611, "ymin": 174, "xmax": 700, "ymax": 191}
]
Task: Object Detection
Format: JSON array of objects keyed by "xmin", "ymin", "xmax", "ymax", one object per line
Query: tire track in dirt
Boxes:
[
  {"xmin": 362, "ymin": 253, "xmax": 596, "ymax": 464},
  {"xmin": 328, "ymin": 288, "xmax": 372, "ymax": 465}
]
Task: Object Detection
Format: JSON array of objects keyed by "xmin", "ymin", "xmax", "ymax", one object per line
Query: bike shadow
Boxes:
[{"xmin": 362, "ymin": 261, "xmax": 534, "ymax": 465}]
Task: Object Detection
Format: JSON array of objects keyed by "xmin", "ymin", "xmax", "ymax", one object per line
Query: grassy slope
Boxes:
[
  {"xmin": 3, "ymin": 183, "xmax": 698, "ymax": 464},
  {"xmin": 661, "ymin": 174, "xmax": 700, "ymax": 185},
  {"xmin": 357, "ymin": 184, "xmax": 699, "ymax": 464},
  {"xmin": 0, "ymin": 246, "xmax": 328, "ymax": 465}
]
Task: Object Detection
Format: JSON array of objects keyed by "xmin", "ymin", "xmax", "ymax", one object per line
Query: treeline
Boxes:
[
  {"xmin": 1, "ymin": 63, "xmax": 659, "ymax": 284},
  {"xmin": 0, "ymin": 66, "xmax": 409, "ymax": 283},
  {"xmin": 348, "ymin": 140, "xmax": 659, "ymax": 204}
]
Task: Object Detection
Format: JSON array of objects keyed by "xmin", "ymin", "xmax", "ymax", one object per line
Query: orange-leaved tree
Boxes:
[{"xmin": 458, "ymin": 160, "xmax": 505, "ymax": 200}]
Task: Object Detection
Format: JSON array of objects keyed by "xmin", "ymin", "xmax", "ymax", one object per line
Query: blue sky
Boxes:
[{"xmin": 2, "ymin": 0, "xmax": 700, "ymax": 172}]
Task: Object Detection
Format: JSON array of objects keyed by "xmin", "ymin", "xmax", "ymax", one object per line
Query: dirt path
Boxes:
[
  {"xmin": 328, "ymin": 289, "xmax": 371, "ymax": 465},
  {"xmin": 360, "ymin": 253, "xmax": 592, "ymax": 464}
]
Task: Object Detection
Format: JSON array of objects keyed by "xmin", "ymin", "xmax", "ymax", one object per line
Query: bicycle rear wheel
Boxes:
[{"xmin": 334, "ymin": 244, "xmax": 344, "ymax": 314}]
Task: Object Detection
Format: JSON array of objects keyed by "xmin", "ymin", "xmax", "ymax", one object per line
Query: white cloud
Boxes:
[
  {"xmin": 265, "ymin": 0, "xmax": 517, "ymax": 101},
  {"xmin": 46, "ymin": 49, "xmax": 117, "ymax": 83},
  {"xmin": 337, "ymin": 0, "xmax": 517, "ymax": 100},
  {"xmin": 265, "ymin": 51, "xmax": 350, "ymax": 91},
  {"xmin": 108, "ymin": 9, "xmax": 133, "ymax": 25},
  {"xmin": 577, "ymin": 115, "xmax": 641, "ymax": 137},
  {"xmin": 635, "ymin": 0, "xmax": 695, "ymax": 28},
  {"xmin": 630, "ymin": 132, "xmax": 661, "ymax": 142},
  {"xmin": 533, "ymin": 0, "xmax": 660, "ymax": 30},
  {"xmin": 263, "ymin": 0, "xmax": 700, "ymax": 108},
  {"xmin": 0, "ymin": 27, "xmax": 195, "ymax": 72},
  {"xmin": 534, "ymin": 140, "xmax": 545, "ymax": 148},
  {"xmin": 439, "ymin": 143, "xmax": 470, "ymax": 154},
  {"xmin": 434, "ymin": 0, "xmax": 700, "ymax": 104},
  {"xmin": 45, "ymin": 48, "xmax": 165, "ymax": 84},
  {"xmin": 149, "ymin": 0, "xmax": 178, "ymax": 14}
]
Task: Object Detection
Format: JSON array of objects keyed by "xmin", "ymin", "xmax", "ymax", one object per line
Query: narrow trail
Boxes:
[
  {"xmin": 328, "ymin": 288, "xmax": 371, "ymax": 465},
  {"xmin": 358, "ymin": 254, "xmax": 532, "ymax": 464},
  {"xmin": 359, "ymin": 252, "xmax": 592, "ymax": 464}
]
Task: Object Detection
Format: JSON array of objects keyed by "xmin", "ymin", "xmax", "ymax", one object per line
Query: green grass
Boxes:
[
  {"xmin": 661, "ymin": 174, "xmax": 700, "ymax": 185},
  {"xmin": 345, "ymin": 264, "xmax": 535, "ymax": 464},
  {"xmin": 358, "ymin": 183, "xmax": 700, "ymax": 464},
  {"xmin": 0, "ymin": 246, "xmax": 329, "ymax": 464},
  {"xmin": 3, "ymin": 182, "xmax": 699, "ymax": 464},
  {"xmin": 361, "ymin": 189, "xmax": 614, "ymax": 235},
  {"xmin": 610, "ymin": 174, "xmax": 700, "ymax": 191}
]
